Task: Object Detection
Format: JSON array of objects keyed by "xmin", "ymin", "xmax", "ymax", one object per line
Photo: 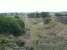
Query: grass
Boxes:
[{"xmin": 25, "ymin": 17, "xmax": 67, "ymax": 50}]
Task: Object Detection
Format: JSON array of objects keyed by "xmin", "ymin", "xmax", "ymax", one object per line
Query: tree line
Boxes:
[{"xmin": 28, "ymin": 12, "xmax": 50, "ymax": 18}]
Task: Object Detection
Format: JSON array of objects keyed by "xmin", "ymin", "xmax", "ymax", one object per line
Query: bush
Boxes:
[{"xmin": 0, "ymin": 16, "xmax": 25, "ymax": 36}]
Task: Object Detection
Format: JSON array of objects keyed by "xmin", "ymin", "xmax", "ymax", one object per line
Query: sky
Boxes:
[{"xmin": 0, "ymin": 0, "xmax": 67, "ymax": 13}]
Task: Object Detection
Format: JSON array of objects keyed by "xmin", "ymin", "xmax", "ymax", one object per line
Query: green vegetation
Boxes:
[
  {"xmin": 0, "ymin": 35, "xmax": 17, "ymax": 50},
  {"xmin": 0, "ymin": 16, "xmax": 25, "ymax": 36},
  {"xmin": 0, "ymin": 12, "xmax": 67, "ymax": 50},
  {"xmin": 0, "ymin": 16, "xmax": 26, "ymax": 50},
  {"xmin": 28, "ymin": 12, "xmax": 50, "ymax": 18}
]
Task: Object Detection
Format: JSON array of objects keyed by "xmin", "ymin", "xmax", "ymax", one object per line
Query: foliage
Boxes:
[
  {"xmin": 28, "ymin": 12, "xmax": 50, "ymax": 18},
  {"xmin": 15, "ymin": 15, "xmax": 20, "ymax": 19},
  {"xmin": 55, "ymin": 13, "xmax": 67, "ymax": 16},
  {"xmin": 0, "ymin": 16, "xmax": 25, "ymax": 36},
  {"xmin": 28, "ymin": 12, "xmax": 40, "ymax": 18},
  {"xmin": 40, "ymin": 12, "xmax": 49, "ymax": 18}
]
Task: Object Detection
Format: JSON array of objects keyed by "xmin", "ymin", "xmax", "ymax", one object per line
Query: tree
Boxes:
[{"xmin": 40, "ymin": 12, "xmax": 49, "ymax": 18}]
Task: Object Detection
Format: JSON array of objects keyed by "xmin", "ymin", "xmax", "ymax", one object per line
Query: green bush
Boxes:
[{"xmin": 0, "ymin": 16, "xmax": 25, "ymax": 36}]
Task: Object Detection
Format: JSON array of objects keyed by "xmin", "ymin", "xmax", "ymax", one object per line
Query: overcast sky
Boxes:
[{"xmin": 0, "ymin": 0, "xmax": 67, "ymax": 13}]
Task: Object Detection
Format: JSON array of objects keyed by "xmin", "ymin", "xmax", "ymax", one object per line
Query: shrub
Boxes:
[{"xmin": 0, "ymin": 16, "xmax": 25, "ymax": 36}]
